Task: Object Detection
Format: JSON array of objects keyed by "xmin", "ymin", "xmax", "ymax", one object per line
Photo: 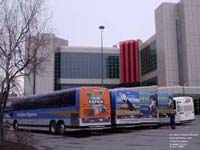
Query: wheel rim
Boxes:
[
  {"xmin": 14, "ymin": 122, "xmax": 18, "ymax": 130},
  {"xmin": 50, "ymin": 122, "xmax": 56, "ymax": 133},
  {"xmin": 59, "ymin": 123, "xmax": 65, "ymax": 135}
]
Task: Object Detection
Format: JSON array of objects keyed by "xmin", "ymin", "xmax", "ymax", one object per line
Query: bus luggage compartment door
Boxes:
[{"xmin": 70, "ymin": 113, "xmax": 79, "ymax": 126}]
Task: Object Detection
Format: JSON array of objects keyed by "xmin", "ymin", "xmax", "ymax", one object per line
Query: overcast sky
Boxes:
[{"xmin": 48, "ymin": 0, "xmax": 179, "ymax": 47}]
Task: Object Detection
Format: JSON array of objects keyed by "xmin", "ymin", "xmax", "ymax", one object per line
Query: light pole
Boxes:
[{"xmin": 99, "ymin": 25, "xmax": 105, "ymax": 87}]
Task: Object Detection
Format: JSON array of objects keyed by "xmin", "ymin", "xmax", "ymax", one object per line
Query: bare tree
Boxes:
[
  {"xmin": 0, "ymin": 0, "xmax": 5, "ymax": 5},
  {"xmin": 0, "ymin": 0, "xmax": 52, "ymax": 141}
]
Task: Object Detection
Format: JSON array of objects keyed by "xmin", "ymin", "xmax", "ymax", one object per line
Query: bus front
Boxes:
[{"xmin": 79, "ymin": 87, "xmax": 111, "ymax": 128}]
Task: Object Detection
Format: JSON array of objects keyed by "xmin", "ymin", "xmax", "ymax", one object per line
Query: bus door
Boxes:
[{"xmin": 79, "ymin": 87, "xmax": 111, "ymax": 127}]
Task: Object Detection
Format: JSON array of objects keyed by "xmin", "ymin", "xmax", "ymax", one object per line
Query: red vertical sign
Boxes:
[
  {"xmin": 130, "ymin": 40, "xmax": 135, "ymax": 82},
  {"xmin": 120, "ymin": 43, "xmax": 125, "ymax": 83},
  {"xmin": 135, "ymin": 41, "xmax": 140, "ymax": 82},
  {"xmin": 125, "ymin": 42, "xmax": 130, "ymax": 83},
  {"xmin": 119, "ymin": 40, "xmax": 140, "ymax": 84}
]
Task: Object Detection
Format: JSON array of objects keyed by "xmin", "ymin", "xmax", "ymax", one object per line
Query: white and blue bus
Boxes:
[{"xmin": 11, "ymin": 87, "xmax": 111, "ymax": 134}]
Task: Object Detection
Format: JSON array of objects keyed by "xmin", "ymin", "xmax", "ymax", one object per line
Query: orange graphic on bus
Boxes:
[{"xmin": 79, "ymin": 87, "xmax": 111, "ymax": 119}]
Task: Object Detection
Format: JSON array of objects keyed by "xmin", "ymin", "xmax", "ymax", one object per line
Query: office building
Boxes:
[
  {"xmin": 131, "ymin": 0, "xmax": 200, "ymax": 115},
  {"xmin": 55, "ymin": 46, "xmax": 120, "ymax": 90},
  {"xmin": 24, "ymin": 0, "xmax": 200, "ymax": 114},
  {"xmin": 24, "ymin": 34, "xmax": 120, "ymax": 95}
]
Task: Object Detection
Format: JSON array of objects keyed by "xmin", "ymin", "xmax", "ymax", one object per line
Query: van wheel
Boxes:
[
  {"xmin": 49, "ymin": 121, "xmax": 57, "ymax": 134},
  {"xmin": 57, "ymin": 122, "xmax": 65, "ymax": 135},
  {"xmin": 13, "ymin": 121, "xmax": 18, "ymax": 130}
]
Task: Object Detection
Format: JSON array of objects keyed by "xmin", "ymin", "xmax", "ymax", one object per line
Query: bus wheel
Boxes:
[
  {"xmin": 157, "ymin": 123, "xmax": 161, "ymax": 128},
  {"xmin": 57, "ymin": 122, "xmax": 65, "ymax": 135},
  {"xmin": 13, "ymin": 121, "xmax": 18, "ymax": 130},
  {"xmin": 49, "ymin": 121, "xmax": 57, "ymax": 134}
]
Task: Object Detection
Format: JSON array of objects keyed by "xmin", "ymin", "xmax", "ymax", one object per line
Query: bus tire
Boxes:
[
  {"xmin": 49, "ymin": 120, "xmax": 57, "ymax": 134},
  {"xmin": 57, "ymin": 121, "xmax": 65, "ymax": 135},
  {"xmin": 13, "ymin": 120, "xmax": 18, "ymax": 130},
  {"xmin": 157, "ymin": 124, "xmax": 161, "ymax": 128}
]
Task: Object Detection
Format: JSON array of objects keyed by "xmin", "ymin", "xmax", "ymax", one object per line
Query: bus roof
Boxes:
[
  {"xmin": 109, "ymin": 88, "xmax": 138, "ymax": 92},
  {"xmin": 13, "ymin": 86, "xmax": 107, "ymax": 103},
  {"xmin": 174, "ymin": 96, "xmax": 193, "ymax": 101}
]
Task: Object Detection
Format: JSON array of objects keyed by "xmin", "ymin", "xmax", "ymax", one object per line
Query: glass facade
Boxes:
[
  {"xmin": 140, "ymin": 40, "xmax": 157, "ymax": 76},
  {"xmin": 54, "ymin": 52, "xmax": 120, "ymax": 90},
  {"xmin": 194, "ymin": 99, "xmax": 200, "ymax": 115},
  {"xmin": 55, "ymin": 53, "xmax": 61, "ymax": 90},
  {"xmin": 59, "ymin": 53, "xmax": 101, "ymax": 79},
  {"xmin": 141, "ymin": 77, "xmax": 158, "ymax": 86},
  {"xmin": 106, "ymin": 56, "xmax": 120, "ymax": 79},
  {"xmin": 55, "ymin": 52, "xmax": 119, "ymax": 79},
  {"xmin": 194, "ymin": 100, "xmax": 200, "ymax": 115}
]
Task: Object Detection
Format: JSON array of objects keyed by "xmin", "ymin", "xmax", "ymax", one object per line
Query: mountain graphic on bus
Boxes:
[{"xmin": 87, "ymin": 91, "xmax": 107, "ymax": 115}]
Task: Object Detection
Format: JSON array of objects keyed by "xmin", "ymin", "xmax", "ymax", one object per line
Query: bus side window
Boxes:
[
  {"xmin": 8, "ymin": 110, "xmax": 13, "ymax": 117},
  {"xmin": 12, "ymin": 90, "xmax": 77, "ymax": 110},
  {"xmin": 155, "ymin": 95, "xmax": 158, "ymax": 107},
  {"xmin": 61, "ymin": 90, "xmax": 76, "ymax": 107}
]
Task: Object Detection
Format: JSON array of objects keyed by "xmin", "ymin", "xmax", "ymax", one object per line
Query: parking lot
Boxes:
[{"xmin": 27, "ymin": 116, "xmax": 200, "ymax": 150}]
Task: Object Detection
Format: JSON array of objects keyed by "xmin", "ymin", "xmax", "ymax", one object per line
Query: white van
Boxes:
[{"xmin": 174, "ymin": 97, "xmax": 195, "ymax": 123}]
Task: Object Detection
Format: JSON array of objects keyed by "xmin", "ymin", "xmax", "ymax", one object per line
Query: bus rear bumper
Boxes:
[
  {"xmin": 64, "ymin": 125, "xmax": 109, "ymax": 131},
  {"xmin": 180, "ymin": 119, "xmax": 195, "ymax": 124}
]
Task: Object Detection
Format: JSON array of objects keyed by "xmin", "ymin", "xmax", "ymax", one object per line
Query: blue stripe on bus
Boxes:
[{"xmin": 12, "ymin": 106, "xmax": 78, "ymax": 119}]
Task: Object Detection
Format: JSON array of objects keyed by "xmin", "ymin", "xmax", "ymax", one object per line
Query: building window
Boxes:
[
  {"xmin": 106, "ymin": 56, "xmax": 120, "ymax": 79},
  {"xmin": 141, "ymin": 77, "xmax": 158, "ymax": 86},
  {"xmin": 55, "ymin": 53, "xmax": 61, "ymax": 90},
  {"xmin": 140, "ymin": 40, "xmax": 157, "ymax": 76},
  {"xmin": 55, "ymin": 52, "xmax": 119, "ymax": 79}
]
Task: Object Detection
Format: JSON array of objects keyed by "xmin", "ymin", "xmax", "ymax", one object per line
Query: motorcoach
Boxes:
[{"xmin": 11, "ymin": 87, "xmax": 111, "ymax": 134}]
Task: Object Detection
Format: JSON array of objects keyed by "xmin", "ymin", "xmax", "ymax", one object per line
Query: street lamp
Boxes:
[{"xmin": 99, "ymin": 25, "xmax": 105, "ymax": 87}]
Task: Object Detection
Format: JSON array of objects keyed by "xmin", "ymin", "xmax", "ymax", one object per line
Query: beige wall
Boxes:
[
  {"xmin": 130, "ymin": 85, "xmax": 200, "ymax": 95},
  {"xmin": 24, "ymin": 34, "xmax": 68, "ymax": 96},
  {"xmin": 59, "ymin": 78, "xmax": 120, "ymax": 85},
  {"xmin": 155, "ymin": 3, "xmax": 180, "ymax": 87},
  {"xmin": 24, "ymin": 38, "xmax": 119, "ymax": 96},
  {"xmin": 179, "ymin": 0, "xmax": 200, "ymax": 86},
  {"xmin": 155, "ymin": 0, "xmax": 200, "ymax": 87},
  {"xmin": 58, "ymin": 46, "xmax": 119, "ymax": 54}
]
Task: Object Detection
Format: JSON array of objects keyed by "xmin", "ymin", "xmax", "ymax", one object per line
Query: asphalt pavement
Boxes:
[{"xmin": 29, "ymin": 116, "xmax": 200, "ymax": 150}]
